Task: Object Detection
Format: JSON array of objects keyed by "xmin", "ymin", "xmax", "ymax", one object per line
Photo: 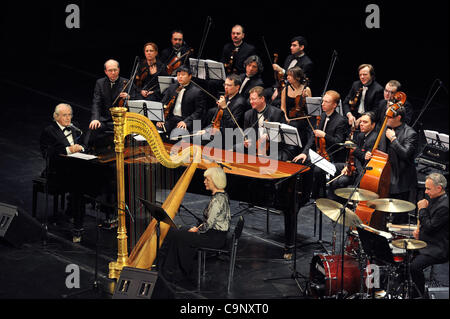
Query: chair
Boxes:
[
  {"xmin": 32, "ymin": 176, "xmax": 65, "ymax": 219},
  {"xmin": 197, "ymin": 216, "xmax": 245, "ymax": 293}
]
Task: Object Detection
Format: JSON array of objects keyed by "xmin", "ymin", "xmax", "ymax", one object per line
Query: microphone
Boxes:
[{"xmin": 69, "ymin": 123, "xmax": 83, "ymax": 134}]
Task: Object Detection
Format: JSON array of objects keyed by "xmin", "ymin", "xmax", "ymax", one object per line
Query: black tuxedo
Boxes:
[
  {"xmin": 343, "ymin": 80, "xmax": 384, "ymax": 118},
  {"xmin": 132, "ymin": 59, "xmax": 168, "ymax": 101},
  {"xmin": 161, "ymin": 82, "xmax": 206, "ymax": 132},
  {"xmin": 40, "ymin": 122, "xmax": 83, "ymax": 161},
  {"xmin": 238, "ymin": 73, "xmax": 264, "ymax": 102},
  {"xmin": 352, "ymin": 129, "xmax": 378, "ymax": 173},
  {"xmin": 221, "ymin": 42, "xmax": 257, "ymax": 75},
  {"xmin": 205, "ymin": 94, "xmax": 247, "ymax": 130},
  {"xmin": 160, "ymin": 44, "xmax": 191, "ymax": 75},
  {"xmin": 303, "ymin": 110, "xmax": 348, "ymax": 163},
  {"xmin": 91, "ymin": 76, "xmax": 129, "ymax": 123},
  {"xmin": 375, "ymin": 99, "xmax": 414, "ymax": 127},
  {"xmin": 283, "ymin": 54, "xmax": 314, "ymax": 80}
]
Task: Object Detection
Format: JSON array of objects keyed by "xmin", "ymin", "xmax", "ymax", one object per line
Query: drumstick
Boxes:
[{"xmin": 326, "ymin": 172, "xmax": 344, "ymax": 185}]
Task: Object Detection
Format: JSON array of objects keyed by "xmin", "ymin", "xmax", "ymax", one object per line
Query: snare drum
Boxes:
[{"xmin": 309, "ymin": 254, "xmax": 361, "ymax": 297}]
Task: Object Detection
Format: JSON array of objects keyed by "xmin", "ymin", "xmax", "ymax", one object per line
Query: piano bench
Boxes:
[{"xmin": 32, "ymin": 177, "xmax": 66, "ymax": 219}]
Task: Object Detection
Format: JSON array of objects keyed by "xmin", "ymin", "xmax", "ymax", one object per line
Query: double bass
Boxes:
[
  {"xmin": 354, "ymin": 91, "xmax": 407, "ymax": 230},
  {"xmin": 359, "ymin": 91, "xmax": 406, "ymax": 197}
]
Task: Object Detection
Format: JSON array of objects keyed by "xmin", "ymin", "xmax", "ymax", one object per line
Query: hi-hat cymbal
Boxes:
[
  {"xmin": 366, "ymin": 198, "xmax": 416, "ymax": 213},
  {"xmin": 392, "ymin": 239, "xmax": 427, "ymax": 250},
  {"xmin": 334, "ymin": 188, "xmax": 379, "ymax": 201},
  {"xmin": 316, "ymin": 198, "xmax": 362, "ymax": 227}
]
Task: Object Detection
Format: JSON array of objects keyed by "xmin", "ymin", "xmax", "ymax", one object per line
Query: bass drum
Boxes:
[{"xmin": 309, "ymin": 254, "xmax": 361, "ymax": 298}]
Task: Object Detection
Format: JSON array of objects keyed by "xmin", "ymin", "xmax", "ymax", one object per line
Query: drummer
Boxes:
[
  {"xmin": 328, "ymin": 111, "xmax": 379, "ymax": 203},
  {"xmin": 410, "ymin": 173, "xmax": 449, "ymax": 297}
]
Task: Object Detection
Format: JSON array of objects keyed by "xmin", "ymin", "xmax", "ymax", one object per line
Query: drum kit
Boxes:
[{"xmin": 309, "ymin": 187, "xmax": 427, "ymax": 299}]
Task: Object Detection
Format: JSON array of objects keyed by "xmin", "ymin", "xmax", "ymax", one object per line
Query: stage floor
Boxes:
[{"xmin": 0, "ymin": 58, "xmax": 448, "ymax": 302}]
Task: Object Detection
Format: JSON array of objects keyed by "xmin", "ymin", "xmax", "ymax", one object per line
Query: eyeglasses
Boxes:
[{"xmin": 384, "ymin": 89, "xmax": 395, "ymax": 94}]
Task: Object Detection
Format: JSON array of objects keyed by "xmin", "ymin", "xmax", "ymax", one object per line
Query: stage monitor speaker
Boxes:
[
  {"xmin": 427, "ymin": 287, "xmax": 449, "ymax": 299},
  {"xmin": 113, "ymin": 267, "xmax": 174, "ymax": 299},
  {"xmin": 0, "ymin": 202, "xmax": 43, "ymax": 248}
]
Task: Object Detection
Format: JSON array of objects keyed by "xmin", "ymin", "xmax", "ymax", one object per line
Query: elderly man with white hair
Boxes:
[{"xmin": 40, "ymin": 103, "xmax": 86, "ymax": 242}]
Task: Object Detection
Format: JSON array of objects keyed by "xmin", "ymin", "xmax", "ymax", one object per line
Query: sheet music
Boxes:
[
  {"xmin": 158, "ymin": 76, "xmax": 177, "ymax": 93},
  {"xmin": 128, "ymin": 100, "xmax": 164, "ymax": 122},
  {"xmin": 264, "ymin": 122, "xmax": 302, "ymax": 147},
  {"xmin": 189, "ymin": 58, "xmax": 226, "ymax": 81},
  {"xmin": 438, "ymin": 133, "xmax": 449, "ymax": 149},
  {"xmin": 309, "ymin": 149, "xmax": 336, "ymax": 175},
  {"xmin": 306, "ymin": 97, "xmax": 322, "ymax": 116},
  {"xmin": 67, "ymin": 153, "xmax": 98, "ymax": 160}
]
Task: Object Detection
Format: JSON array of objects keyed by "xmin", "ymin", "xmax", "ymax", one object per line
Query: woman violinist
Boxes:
[{"xmin": 134, "ymin": 42, "xmax": 168, "ymax": 101}]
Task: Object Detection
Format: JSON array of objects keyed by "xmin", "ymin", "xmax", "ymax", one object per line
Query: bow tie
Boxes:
[{"xmin": 63, "ymin": 127, "xmax": 71, "ymax": 132}]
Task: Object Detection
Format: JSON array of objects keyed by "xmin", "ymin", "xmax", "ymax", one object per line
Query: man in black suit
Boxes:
[
  {"xmin": 242, "ymin": 86, "xmax": 291, "ymax": 160},
  {"xmin": 160, "ymin": 30, "xmax": 192, "ymax": 76},
  {"xmin": 221, "ymin": 24, "xmax": 257, "ymax": 75},
  {"xmin": 375, "ymin": 80, "xmax": 413, "ymax": 127},
  {"xmin": 379, "ymin": 106, "xmax": 418, "ymax": 223},
  {"xmin": 202, "ymin": 74, "xmax": 247, "ymax": 150},
  {"xmin": 293, "ymin": 90, "xmax": 348, "ymax": 199},
  {"xmin": 342, "ymin": 64, "xmax": 384, "ymax": 127},
  {"xmin": 238, "ymin": 55, "xmax": 264, "ymax": 105},
  {"xmin": 157, "ymin": 66, "xmax": 206, "ymax": 139},
  {"xmin": 272, "ymin": 36, "xmax": 314, "ymax": 82},
  {"xmin": 328, "ymin": 111, "xmax": 379, "ymax": 203},
  {"xmin": 411, "ymin": 173, "xmax": 449, "ymax": 297},
  {"xmin": 86, "ymin": 59, "xmax": 129, "ymax": 149},
  {"xmin": 40, "ymin": 103, "xmax": 86, "ymax": 242}
]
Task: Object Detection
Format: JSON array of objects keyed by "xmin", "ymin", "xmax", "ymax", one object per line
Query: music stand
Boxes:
[
  {"xmin": 305, "ymin": 97, "xmax": 322, "ymax": 117},
  {"xmin": 138, "ymin": 198, "xmax": 178, "ymax": 271},
  {"xmin": 357, "ymin": 227, "xmax": 395, "ymax": 265},
  {"xmin": 158, "ymin": 76, "xmax": 177, "ymax": 94},
  {"xmin": 189, "ymin": 58, "xmax": 226, "ymax": 81},
  {"xmin": 128, "ymin": 100, "xmax": 164, "ymax": 122},
  {"xmin": 263, "ymin": 122, "xmax": 303, "ymax": 148}
]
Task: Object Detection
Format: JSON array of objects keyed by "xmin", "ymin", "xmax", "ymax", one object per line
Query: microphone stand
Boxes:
[
  {"xmin": 195, "ymin": 16, "xmax": 213, "ymax": 78},
  {"xmin": 332, "ymin": 158, "xmax": 372, "ymax": 299}
]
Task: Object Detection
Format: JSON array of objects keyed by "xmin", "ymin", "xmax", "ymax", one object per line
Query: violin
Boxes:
[
  {"xmin": 212, "ymin": 108, "xmax": 224, "ymax": 132},
  {"xmin": 167, "ymin": 49, "xmax": 194, "ymax": 75},
  {"xmin": 288, "ymin": 82, "xmax": 308, "ymax": 119},
  {"xmin": 344, "ymin": 123, "xmax": 357, "ymax": 176},
  {"xmin": 163, "ymin": 85, "xmax": 183, "ymax": 118},
  {"xmin": 273, "ymin": 53, "xmax": 286, "ymax": 89},
  {"xmin": 315, "ymin": 116, "xmax": 330, "ymax": 161},
  {"xmin": 349, "ymin": 87, "xmax": 363, "ymax": 112},
  {"xmin": 224, "ymin": 47, "xmax": 239, "ymax": 74}
]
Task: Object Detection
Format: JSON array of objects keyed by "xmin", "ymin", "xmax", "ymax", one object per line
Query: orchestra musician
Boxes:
[
  {"xmin": 220, "ymin": 24, "xmax": 257, "ymax": 75},
  {"xmin": 238, "ymin": 55, "xmax": 265, "ymax": 104},
  {"xmin": 157, "ymin": 66, "xmax": 206, "ymax": 138},
  {"xmin": 280, "ymin": 66, "xmax": 312, "ymax": 158},
  {"xmin": 40, "ymin": 104, "xmax": 86, "ymax": 243},
  {"xmin": 328, "ymin": 111, "xmax": 380, "ymax": 203},
  {"xmin": 375, "ymin": 80, "xmax": 414, "ymax": 127},
  {"xmin": 379, "ymin": 106, "xmax": 418, "ymax": 224},
  {"xmin": 202, "ymin": 74, "xmax": 247, "ymax": 150},
  {"xmin": 293, "ymin": 90, "xmax": 347, "ymax": 199},
  {"xmin": 242, "ymin": 86, "xmax": 292, "ymax": 160},
  {"xmin": 159, "ymin": 167, "xmax": 231, "ymax": 286},
  {"xmin": 133, "ymin": 42, "xmax": 168, "ymax": 101},
  {"xmin": 342, "ymin": 64, "xmax": 384, "ymax": 127},
  {"xmin": 160, "ymin": 30, "xmax": 191, "ymax": 76},
  {"xmin": 272, "ymin": 36, "xmax": 314, "ymax": 82},
  {"xmin": 411, "ymin": 172, "xmax": 449, "ymax": 297},
  {"xmin": 86, "ymin": 59, "xmax": 129, "ymax": 148}
]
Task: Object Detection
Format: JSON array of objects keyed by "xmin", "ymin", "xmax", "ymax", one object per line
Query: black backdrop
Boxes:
[{"xmin": 2, "ymin": 0, "xmax": 449, "ymax": 130}]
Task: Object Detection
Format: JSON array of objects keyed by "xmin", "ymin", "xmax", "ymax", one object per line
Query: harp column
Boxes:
[{"xmin": 109, "ymin": 106, "xmax": 129, "ymax": 279}]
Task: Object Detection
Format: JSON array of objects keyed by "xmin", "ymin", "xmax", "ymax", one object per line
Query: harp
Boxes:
[{"xmin": 108, "ymin": 107, "xmax": 201, "ymax": 279}]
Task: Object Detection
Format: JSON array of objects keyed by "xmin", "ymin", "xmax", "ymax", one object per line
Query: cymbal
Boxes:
[
  {"xmin": 366, "ymin": 198, "xmax": 416, "ymax": 213},
  {"xmin": 334, "ymin": 188, "xmax": 379, "ymax": 201},
  {"xmin": 316, "ymin": 198, "xmax": 362, "ymax": 227},
  {"xmin": 392, "ymin": 239, "xmax": 427, "ymax": 250}
]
